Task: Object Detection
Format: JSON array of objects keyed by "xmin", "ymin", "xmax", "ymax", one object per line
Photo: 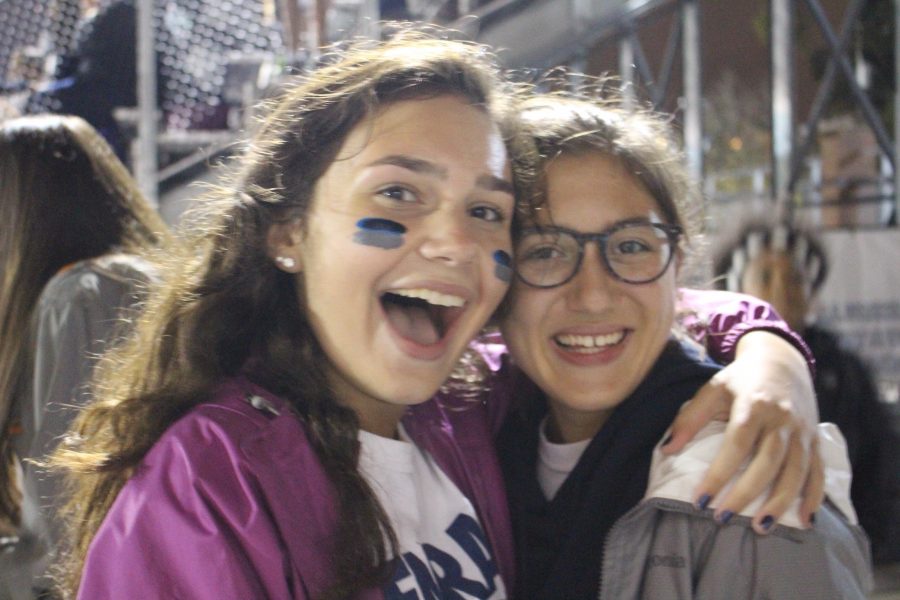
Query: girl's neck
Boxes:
[
  {"xmin": 324, "ymin": 369, "xmax": 410, "ymax": 439},
  {"xmin": 355, "ymin": 405, "xmax": 406, "ymax": 439},
  {"xmin": 545, "ymin": 402, "xmax": 612, "ymax": 444}
]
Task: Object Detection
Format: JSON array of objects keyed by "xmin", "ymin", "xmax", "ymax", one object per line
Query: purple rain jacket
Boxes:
[
  {"xmin": 77, "ymin": 375, "xmax": 514, "ymax": 600},
  {"xmin": 76, "ymin": 289, "xmax": 812, "ymax": 599}
]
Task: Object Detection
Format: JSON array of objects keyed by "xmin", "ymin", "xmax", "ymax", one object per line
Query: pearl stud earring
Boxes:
[{"xmin": 275, "ymin": 256, "xmax": 296, "ymax": 269}]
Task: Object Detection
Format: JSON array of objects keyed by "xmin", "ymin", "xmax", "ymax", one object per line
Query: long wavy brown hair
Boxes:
[
  {"xmin": 51, "ymin": 28, "xmax": 533, "ymax": 599},
  {"xmin": 0, "ymin": 115, "xmax": 168, "ymax": 536}
]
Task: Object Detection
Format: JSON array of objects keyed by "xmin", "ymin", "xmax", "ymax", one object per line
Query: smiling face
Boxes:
[
  {"xmin": 501, "ymin": 152, "xmax": 678, "ymax": 442},
  {"xmin": 270, "ymin": 95, "xmax": 514, "ymax": 435}
]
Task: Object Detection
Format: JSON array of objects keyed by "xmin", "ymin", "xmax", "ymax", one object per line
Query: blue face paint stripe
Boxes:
[
  {"xmin": 493, "ymin": 250, "xmax": 512, "ymax": 283},
  {"xmin": 354, "ymin": 217, "xmax": 406, "ymax": 249},
  {"xmin": 356, "ymin": 218, "xmax": 406, "ymax": 233}
]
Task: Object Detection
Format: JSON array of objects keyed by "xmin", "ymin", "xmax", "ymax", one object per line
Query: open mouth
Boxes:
[
  {"xmin": 554, "ymin": 331, "xmax": 626, "ymax": 354},
  {"xmin": 381, "ymin": 288, "xmax": 466, "ymax": 347}
]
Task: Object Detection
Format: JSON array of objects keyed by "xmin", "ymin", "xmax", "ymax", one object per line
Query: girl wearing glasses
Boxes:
[{"xmin": 493, "ymin": 94, "xmax": 871, "ymax": 599}]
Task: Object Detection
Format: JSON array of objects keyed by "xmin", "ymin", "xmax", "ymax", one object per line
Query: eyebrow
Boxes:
[
  {"xmin": 476, "ymin": 174, "xmax": 515, "ymax": 196},
  {"xmin": 529, "ymin": 217, "xmax": 655, "ymax": 233},
  {"xmin": 368, "ymin": 154, "xmax": 515, "ymax": 196}
]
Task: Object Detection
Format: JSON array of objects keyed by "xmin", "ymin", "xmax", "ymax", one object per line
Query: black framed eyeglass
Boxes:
[{"xmin": 514, "ymin": 221, "xmax": 683, "ymax": 288}]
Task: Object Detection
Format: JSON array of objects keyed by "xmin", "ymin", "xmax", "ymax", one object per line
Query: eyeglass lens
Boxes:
[{"xmin": 515, "ymin": 224, "xmax": 675, "ymax": 287}]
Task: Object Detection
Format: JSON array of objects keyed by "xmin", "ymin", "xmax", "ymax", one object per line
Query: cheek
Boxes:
[
  {"xmin": 353, "ymin": 217, "xmax": 407, "ymax": 249},
  {"xmin": 492, "ymin": 250, "xmax": 513, "ymax": 283},
  {"xmin": 640, "ymin": 279, "xmax": 677, "ymax": 337},
  {"xmin": 656, "ymin": 294, "xmax": 677, "ymax": 343},
  {"xmin": 302, "ymin": 226, "xmax": 387, "ymax": 297},
  {"xmin": 500, "ymin": 286, "xmax": 545, "ymax": 352}
]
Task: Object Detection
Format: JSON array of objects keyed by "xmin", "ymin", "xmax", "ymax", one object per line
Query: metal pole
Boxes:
[
  {"xmin": 789, "ymin": 0, "xmax": 866, "ymax": 188},
  {"xmin": 771, "ymin": 0, "xmax": 794, "ymax": 210},
  {"xmin": 682, "ymin": 0, "xmax": 703, "ymax": 184},
  {"xmin": 895, "ymin": 0, "xmax": 900, "ymax": 223},
  {"xmin": 136, "ymin": 0, "xmax": 157, "ymax": 205},
  {"xmin": 361, "ymin": 0, "xmax": 380, "ymax": 39},
  {"xmin": 619, "ymin": 32, "xmax": 635, "ymax": 109},
  {"xmin": 803, "ymin": 0, "xmax": 893, "ymax": 163},
  {"xmin": 569, "ymin": 51, "xmax": 586, "ymax": 91}
]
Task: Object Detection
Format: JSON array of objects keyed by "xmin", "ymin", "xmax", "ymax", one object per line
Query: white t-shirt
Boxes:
[
  {"xmin": 537, "ymin": 417, "xmax": 591, "ymax": 501},
  {"xmin": 358, "ymin": 426, "xmax": 507, "ymax": 599}
]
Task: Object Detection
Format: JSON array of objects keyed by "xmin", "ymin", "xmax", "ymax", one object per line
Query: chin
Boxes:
[
  {"xmin": 560, "ymin": 384, "xmax": 628, "ymax": 411},
  {"xmin": 384, "ymin": 382, "xmax": 441, "ymax": 407}
]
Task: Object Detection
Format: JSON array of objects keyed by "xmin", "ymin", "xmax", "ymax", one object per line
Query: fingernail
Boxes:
[
  {"xmin": 718, "ymin": 510, "xmax": 734, "ymax": 525},
  {"xmin": 662, "ymin": 433, "xmax": 673, "ymax": 446},
  {"xmin": 808, "ymin": 512, "xmax": 816, "ymax": 526},
  {"xmin": 696, "ymin": 493, "xmax": 712, "ymax": 511},
  {"xmin": 760, "ymin": 515, "xmax": 775, "ymax": 531}
]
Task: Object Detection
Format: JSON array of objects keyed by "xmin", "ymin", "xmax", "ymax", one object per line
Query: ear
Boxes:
[{"xmin": 266, "ymin": 218, "xmax": 304, "ymax": 273}]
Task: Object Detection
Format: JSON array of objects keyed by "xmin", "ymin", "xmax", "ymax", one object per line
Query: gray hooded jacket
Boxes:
[{"xmin": 600, "ymin": 422, "xmax": 872, "ymax": 600}]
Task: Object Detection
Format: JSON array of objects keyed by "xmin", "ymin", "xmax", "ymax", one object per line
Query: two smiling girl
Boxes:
[{"xmin": 50, "ymin": 31, "xmax": 851, "ymax": 599}]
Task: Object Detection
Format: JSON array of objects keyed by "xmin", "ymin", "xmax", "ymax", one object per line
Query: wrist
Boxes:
[{"xmin": 736, "ymin": 331, "xmax": 819, "ymax": 427}]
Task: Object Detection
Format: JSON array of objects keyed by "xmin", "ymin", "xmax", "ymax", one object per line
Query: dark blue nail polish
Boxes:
[
  {"xmin": 809, "ymin": 512, "xmax": 816, "ymax": 526},
  {"xmin": 696, "ymin": 493, "xmax": 712, "ymax": 511},
  {"xmin": 662, "ymin": 433, "xmax": 673, "ymax": 446},
  {"xmin": 760, "ymin": 515, "xmax": 775, "ymax": 531},
  {"xmin": 718, "ymin": 510, "xmax": 734, "ymax": 525}
]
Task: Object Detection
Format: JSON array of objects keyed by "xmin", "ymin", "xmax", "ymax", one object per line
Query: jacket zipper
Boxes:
[{"xmin": 597, "ymin": 507, "xmax": 632, "ymax": 600}]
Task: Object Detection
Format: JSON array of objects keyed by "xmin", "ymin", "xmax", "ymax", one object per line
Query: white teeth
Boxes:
[
  {"xmin": 555, "ymin": 331, "xmax": 625, "ymax": 349},
  {"xmin": 390, "ymin": 288, "xmax": 466, "ymax": 308}
]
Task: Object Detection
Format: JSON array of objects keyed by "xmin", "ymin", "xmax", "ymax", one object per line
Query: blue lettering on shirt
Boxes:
[{"xmin": 385, "ymin": 513, "xmax": 500, "ymax": 599}]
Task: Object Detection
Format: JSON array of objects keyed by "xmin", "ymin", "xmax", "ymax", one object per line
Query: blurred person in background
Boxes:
[
  {"xmin": 714, "ymin": 219, "xmax": 900, "ymax": 565},
  {"xmin": 25, "ymin": 0, "xmax": 164, "ymax": 162},
  {"xmin": 0, "ymin": 114, "xmax": 168, "ymax": 597}
]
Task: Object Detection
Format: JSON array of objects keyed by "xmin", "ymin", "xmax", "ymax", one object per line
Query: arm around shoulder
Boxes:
[{"xmin": 677, "ymin": 287, "xmax": 814, "ymax": 371}]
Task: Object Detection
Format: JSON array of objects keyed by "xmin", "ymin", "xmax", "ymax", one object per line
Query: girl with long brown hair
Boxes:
[
  {"xmin": 0, "ymin": 113, "xmax": 168, "ymax": 592},
  {"xmin": 54, "ymin": 31, "xmax": 529, "ymax": 599}
]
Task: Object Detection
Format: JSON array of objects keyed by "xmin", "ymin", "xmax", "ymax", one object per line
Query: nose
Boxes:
[
  {"xmin": 565, "ymin": 242, "xmax": 618, "ymax": 312},
  {"xmin": 418, "ymin": 211, "xmax": 478, "ymax": 266}
]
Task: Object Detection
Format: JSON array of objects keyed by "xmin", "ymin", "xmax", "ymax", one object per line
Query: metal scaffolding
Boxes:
[
  {"xmin": 465, "ymin": 0, "xmax": 897, "ymax": 226},
  {"xmin": 118, "ymin": 0, "xmax": 898, "ymax": 224},
  {"xmin": 137, "ymin": 0, "xmax": 158, "ymax": 204}
]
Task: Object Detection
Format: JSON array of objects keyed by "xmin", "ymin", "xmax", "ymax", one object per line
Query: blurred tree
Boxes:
[{"xmin": 703, "ymin": 71, "xmax": 771, "ymax": 189}]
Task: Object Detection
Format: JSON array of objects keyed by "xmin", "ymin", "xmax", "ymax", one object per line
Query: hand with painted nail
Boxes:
[{"xmin": 663, "ymin": 330, "xmax": 823, "ymax": 533}]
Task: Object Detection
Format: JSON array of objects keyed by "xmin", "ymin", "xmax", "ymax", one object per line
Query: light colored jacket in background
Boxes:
[{"xmin": 11, "ymin": 254, "xmax": 155, "ymax": 597}]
